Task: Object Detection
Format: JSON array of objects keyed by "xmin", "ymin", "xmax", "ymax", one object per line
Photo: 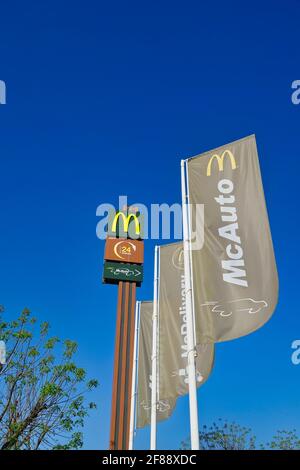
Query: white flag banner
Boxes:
[
  {"xmin": 136, "ymin": 301, "xmax": 175, "ymax": 429},
  {"xmin": 186, "ymin": 135, "xmax": 278, "ymax": 343},
  {"xmin": 158, "ymin": 242, "xmax": 214, "ymax": 400}
]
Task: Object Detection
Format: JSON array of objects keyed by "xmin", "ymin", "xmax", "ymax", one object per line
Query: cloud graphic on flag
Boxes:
[{"xmin": 201, "ymin": 298, "xmax": 268, "ymax": 318}]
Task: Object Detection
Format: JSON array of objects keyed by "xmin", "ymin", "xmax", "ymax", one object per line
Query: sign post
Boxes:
[{"xmin": 103, "ymin": 209, "xmax": 144, "ymax": 450}]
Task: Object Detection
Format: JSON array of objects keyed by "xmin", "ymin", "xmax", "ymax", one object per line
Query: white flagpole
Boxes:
[
  {"xmin": 181, "ymin": 159, "xmax": 200, "ymax": 450},
  {"xmin": 150, "ymin": 245, "xmax": 159, "ymax": 450},
  {"xmin": 129, "ymin": 301, "xmax": 140, "ymax": 450}
]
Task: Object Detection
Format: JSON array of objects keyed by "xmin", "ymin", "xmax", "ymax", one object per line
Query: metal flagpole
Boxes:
[
  {"xmin": 181, "ymin": 159, "xmax": 200, "ymax": 450},
  {"xmin": 150, "ymin": 245, "xmax": 159, "ymax": 450},
  {"xmin": 129, "ymin": 301, "xmax": 140, "ymax": 450},
  {"xmin": 186, "ymin": 161, "xmax": 197, "ymax": 345}
]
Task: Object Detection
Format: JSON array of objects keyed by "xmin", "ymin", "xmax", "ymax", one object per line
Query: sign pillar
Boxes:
[{"xmin": 103, "ymin": 210, "xmax": 144, "ymax": 450}]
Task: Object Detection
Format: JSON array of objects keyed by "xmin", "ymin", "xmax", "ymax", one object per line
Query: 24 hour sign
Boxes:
[{"xmin": 104, "ymin": 237, "xmax": 144, "ymax": 264}]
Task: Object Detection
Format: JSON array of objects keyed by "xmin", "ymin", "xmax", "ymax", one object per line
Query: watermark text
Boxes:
[{"xmin": 0, "ymin": 80, "xmax": 6, "ymax": 104}]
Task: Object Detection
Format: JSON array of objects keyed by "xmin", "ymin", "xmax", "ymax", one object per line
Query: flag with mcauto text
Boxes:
[{"xmin": 186, "ymin": 135, "xmax": 278, "ymax": 343}]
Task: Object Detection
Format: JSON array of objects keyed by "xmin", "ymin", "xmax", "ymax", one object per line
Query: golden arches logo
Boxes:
[
  {"xmin": 111, "ymin": 212, "xmax": 141, "ymax": 235},
  {"xmin": 206, "ymin": 150, "xmax": 237, "ymax": 176}
]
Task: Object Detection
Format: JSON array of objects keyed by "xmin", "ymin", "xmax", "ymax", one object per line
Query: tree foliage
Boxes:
[
  {"xmin": 0, "ymin": 307, "xmax": 99, "ymax": 450},
  {"xmin": 267, "ymin": 430, "xmax": 300, "ymax": 450},
  {"xmin": 180, "ymin": 419, "xmax": 300, "ymax": 450},
  {"xmin": 181, "ymin": 419, "xmax": 256, "ymax": 450}
]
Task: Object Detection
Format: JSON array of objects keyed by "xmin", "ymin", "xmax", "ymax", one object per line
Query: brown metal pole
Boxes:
[
  {"xmin": 123, "ymin": 282, "xmax": 136, "ymax": 449},
  {"xmin": 109, "ymin": 281, "xmax": 124, "ymax": 450},
  {"xmin": 109, "ymin": 281, "xmax": 137, "ymax": 450},
  {"xmin": 117, "ymin": 281, "xmax": 129, "ymax": 448}
]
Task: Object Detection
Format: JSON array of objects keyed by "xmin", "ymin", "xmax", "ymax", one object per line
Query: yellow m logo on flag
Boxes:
[{"xmin": 206, "ymin": 150, "xmax": 237, "ymax": 176}]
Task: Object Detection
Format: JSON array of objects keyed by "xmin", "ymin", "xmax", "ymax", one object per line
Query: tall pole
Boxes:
[
  {"xmin": 129, "ymin": 301, "xmax": 140, "ymax": 450},
  {"xmin": 109, "ymin": 281, "xmax": 137, "ymax": 450},
  {"xmin": 181, "ymin": 159, "xmax": 200, "ymax": 450},
  {"xmin": 150, "ymin": 245, "xmax": 159, "ymax": 450},
  {"xmin": 105, "ymin": 208, "xmax": 144, "ymax": 450}
]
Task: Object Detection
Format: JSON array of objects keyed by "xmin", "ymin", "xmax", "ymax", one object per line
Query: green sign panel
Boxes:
[{"xmin": 103, "ymin": 261, "xmax": 143, "ymax": 285}]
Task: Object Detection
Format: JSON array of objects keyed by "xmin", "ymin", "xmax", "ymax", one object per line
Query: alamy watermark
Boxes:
[
  {"xmin": 96, "ymin": 195, "xmax": 204, "ymax": 250},
  {"xmin": 291, "ymin": 80, "xmax": 300, "ymax": 105},
  {"xmin": 0, "ymin": 80, "xmax": 6, "ymax": 104},
  {"xmin": 291, "ymin": 340, "xmax": 300, "ymax": 365}
]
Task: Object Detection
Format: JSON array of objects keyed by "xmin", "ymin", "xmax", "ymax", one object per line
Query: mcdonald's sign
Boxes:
[
  {"xmin": 206, "ymin": 150, "xmax": 237, "ymax": 176},
  {"xmin": 107, "ymin": 210, "xmax": 143, "ymax": 239}
]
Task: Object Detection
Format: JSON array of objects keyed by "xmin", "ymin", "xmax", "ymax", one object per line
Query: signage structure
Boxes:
[
  {"xmin": 104, "ymin": 237, "xmax": 144, "ymax": 264},
  {"xmin": 103, "ymin": 208, "xmax": 144, "ymax": 450}
]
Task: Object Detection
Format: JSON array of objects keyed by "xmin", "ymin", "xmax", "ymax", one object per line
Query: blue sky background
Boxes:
[{"xmin": 0, "ymin": 0, "xmax": 299, "ymax": 449}]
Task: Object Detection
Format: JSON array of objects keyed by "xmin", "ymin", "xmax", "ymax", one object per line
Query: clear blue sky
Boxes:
[{"xmin": 0, "ymin": 0, "xmax": 299, "ymax": 450}]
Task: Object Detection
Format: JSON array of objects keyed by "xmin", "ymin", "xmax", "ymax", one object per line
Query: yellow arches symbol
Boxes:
[
  {"xmin": 206, "ymin": 150, "xmax": 237, "ymax": 176},
  {"xmin": 111, "ymin": 212, "xmax": 141, "ymax": 235}
]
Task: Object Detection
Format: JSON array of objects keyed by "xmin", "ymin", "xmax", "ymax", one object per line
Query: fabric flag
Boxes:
[
  {"xmin": 136, "ymin": 301, "xmax": 175, "ymax": 429},
  {"xmin": 158, "ymin": 242, "xmax": 214, "ymax": 400},
  {"xmin": 186, "ymin": 134, "xmax": 278, "ymax": 343}
]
